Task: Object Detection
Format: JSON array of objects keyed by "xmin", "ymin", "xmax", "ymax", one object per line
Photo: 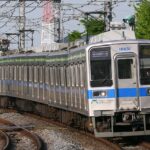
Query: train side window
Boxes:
[
  {"xmin": 42, "ymin": 66, "xmax": 44, "ymax": 83},
  {"xmin": 118, "ymin": 59, "xmax": 133, "ymax": 79},
  {"xmin": 29, "ymin": 66, "xmax": 32, "ymax": 82},
  {"xmin": 2, "ymin": 67, "xmax": 4, "ymax": 80},
  {"xmin": 14, "ymin": 66, "xmax": 17, "ymax": 80},
  {"xmin": 39, "ymin": 66, "xmax": 43, "ymax": 83},
  {"xmin": 139, "ymin": 45, "xmax": 150, "ymax": 85},
  {"xmin": 18, "ymin": 66, "xmax": 21, "ymax": 81},
  {"xmin": 24, "ymin": 66, "xmax": 27, "ymax": 81},
  {"xmin": 75, "ymin": 64, "xmax": 79, "ymax": 87},
  {"xmin": 71, "ymin": 65, "xmax": 74, "ymax": 87},
  {"xmin": 45, "ymin": 66, "xmax": 49, "ymax": 84},
  {"xmin": 60, "ymin": 66, "xmax": 64, "ymax": 86},
  {"xmin": 50, "ymin": 67, "xmax": 53, "ymax": 85},
  {"xmin": 16, "ymin": 66, "xmax": 19, "ymax": 81},
  {"xmin": 79, "ymin": 64, "xmax": 83, "ymax": 87},
  {"xmin": 66, "ymin": 66, "xmax": 70, "ymax": 87},
  {"xmin": 34, "ymin": 66, "xmax": 37, "ymax": 82},
  {"xmin": 0, "ymin": 66, "xmax": 1, "ymax": 80},
  {"xmin": 54, "ymin": 66, "xmax": 56, "ymax": 85}
]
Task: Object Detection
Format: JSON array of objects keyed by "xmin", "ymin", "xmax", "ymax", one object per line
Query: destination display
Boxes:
[{"xmin": 90, "ymin": 48, "xmax": 110, "ymax": 60}]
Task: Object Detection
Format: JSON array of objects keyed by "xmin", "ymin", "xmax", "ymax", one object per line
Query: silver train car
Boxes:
[{"xmin": 0, "ymin": 39, "xmax": 150, "ymax": 137}]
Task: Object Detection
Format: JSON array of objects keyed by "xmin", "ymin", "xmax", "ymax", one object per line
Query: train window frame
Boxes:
[
  {"xmin": 139, "ymin": 45, "xmax": 150, "ymax": 85},
  {"xmin": 45, "ymin": 66, "xmax": 49, "ymax": 84},
  {"xmin": 66, "ymin": 65, "xmax": 70, "ymax": 87},
  {"xmin": 14, "ymin": 66, "xmax": 17, "ymax": 80},
  {"xmin": 89, "ymin": 47, "xmax": 113, "ymax": 87},
  {"xmin": 34, "ymin": 66, "xmax": 37, "ymax": 83},
  {"xmin": 29, "ymin": 66, "xmax": 33, "ymax": 82},
  {"xmin": 117, "ymin": 59, "xmax": 133, "ymax": 79},
  {"xmin": 0, "ymin": 66, "xmax": 1, "ymax": 80},
  {"xmin": 50, "ymin": 66, "xmax": 53, "ymax": 86},
  {"xmin": 24, "ymin": 65, "xmax": 27, "ymax": 81},
  {"xmin": 2, "ymin": 67, "xmax": 4, "ymax": 80},
  {"xmin": 60, "ymin": 66, "xmax": 64, "ymax": 86},
  {"xmin": 18, "ymin": 66, "xmax": 21, "ymax": 81},
  {"xmin": 75, "ymin": 64, "xmax": 79, "ymax": 87},
  {"xmin": 71, "ymin": 65, "xmax": 74, "ymax": 87},
  {"xmin": 39, "ymin": 66, "xmax": 43, "ymax": 83}
]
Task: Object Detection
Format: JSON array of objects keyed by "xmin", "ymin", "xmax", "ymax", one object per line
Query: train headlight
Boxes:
[
  {"xmin": 147, "ymin": 88, "xmax": 150, "ymax": 95},
  {"xmin": 93, "ymin": 91, "xmax": 107, "ymax": 97}
]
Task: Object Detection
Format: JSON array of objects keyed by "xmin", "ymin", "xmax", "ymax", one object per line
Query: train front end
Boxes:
[{"xmin": 87, "ymin": 40, "xmax": 150, "ymax": 137}]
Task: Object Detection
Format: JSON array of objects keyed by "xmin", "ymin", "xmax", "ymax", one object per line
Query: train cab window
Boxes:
[
  {"xmin": 139, "ymin": 45, "xmax": 150, "ymax": 85},
  {"xmin": 118, "ymin": 59, "xmax": 133, "ymax": 79},
  {"xmin": 90, "ymin": 47, "xmax": 112, "ymax": 87}
]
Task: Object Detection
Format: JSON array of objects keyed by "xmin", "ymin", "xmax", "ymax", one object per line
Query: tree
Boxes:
[
  {"xmin": 68, "ymin": 30, "xmax": 81, "ymax": 42},
  {"xmin": 80, "ymin": 17, "xmax": 105, "ymax": 36},
  {"xmin": 68, "ymin": 16, "xmax": 105, "ymax": 42},
  {"xmin": 135, "ymin": 0, "xmax": 150, "ymax": 39}
]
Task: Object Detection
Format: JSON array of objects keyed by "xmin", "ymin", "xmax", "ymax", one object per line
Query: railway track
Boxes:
[
  {"xmin": 0, "ymin": 117, "xmax": 43, "ymax": 150},
  {"xmin": 0, "ymin": 130, "xmax": 10, "ymax": 150},
  {"xmin": 0, "ymin": 109, "xmax": 120, "ymax": 150},
  {"xmin": 1, "ymin": 108, "xmax": 150, "ymax": 150}
]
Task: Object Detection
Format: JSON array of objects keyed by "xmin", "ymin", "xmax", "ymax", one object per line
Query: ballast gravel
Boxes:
[{"xmin": 0, "ymin": 112, "xmax": 112, "ymax": 150}]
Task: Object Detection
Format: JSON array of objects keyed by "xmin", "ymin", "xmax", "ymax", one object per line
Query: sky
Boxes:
[{"xmin": 0, "ymin": 0, "xmax": 137, "ymax": 49}]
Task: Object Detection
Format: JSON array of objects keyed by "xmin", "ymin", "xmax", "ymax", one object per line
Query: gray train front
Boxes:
[{"xmin": 0, "ymin": 39, "xmax": 150, "ymax": 137}]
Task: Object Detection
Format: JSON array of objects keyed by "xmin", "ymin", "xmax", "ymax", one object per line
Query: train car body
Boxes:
[{"xmin": 0, "ymin": 39, "xmax": 150, "ymax": 137}]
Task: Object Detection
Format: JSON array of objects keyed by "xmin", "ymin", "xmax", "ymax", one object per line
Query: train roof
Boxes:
[{"xmin": 0, "ymin": 39, "xmax": 150, "ymax": 59}]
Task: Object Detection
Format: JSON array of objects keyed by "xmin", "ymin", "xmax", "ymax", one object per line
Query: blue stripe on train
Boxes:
[{"xmin": 87, "ymin": 87, "xmax": 150, "ymax": 99}]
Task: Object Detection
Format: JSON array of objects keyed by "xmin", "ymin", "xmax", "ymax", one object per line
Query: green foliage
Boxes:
[
  {"xmin": 135, "ymin": 0, "xmax": 150, "ymax": 39},
  {"xmin": 80, "ymin": 17, "xmax": 105, "ymax": 36},
  {"xmin": 68, "ymin": 17, "xmax": 105, "ymax": 42},
  {"xmin": 68, "ymin": 30, "xmax": 81, "ymax": 42}
]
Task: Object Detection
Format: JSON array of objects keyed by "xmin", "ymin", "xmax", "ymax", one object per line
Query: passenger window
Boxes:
[
  {"xmin": 29, "ymin": 66, "xmax": 32, "ymax": 82},
  {"xmin": 75, "ymin": 65, "xmax": 79, "ymax": 87},
  {"xmin": 71, "ymin": 65, "xmax": 74, "ymax": 87},
  {"xmin": 118, "ymin": 59, "xmax": 133, "ymax": 79},
  {"xmin": 0, "ymin": 66, "xmax": 1, "ymax": 80},
  {"xmin": 34, "ymin": 66, "xmax": 37, "ymax": 82},
  {"xmin": 60, "ymin": 67, "xmax": 64, "ymax": 86},
  {"xmin": 50, "ymin": 67, "xmax": 53, "ymax": 85},
  {"xmin": 39, "ymin": 66, "xmax": 43, "ymax": 83},
  {"xmin": 45, "ymin": 67, "xmax": 49, "ymax": 84},
  {"xmin": 66, "ymin": 66, "xmax": 70, "ymax": 87}
]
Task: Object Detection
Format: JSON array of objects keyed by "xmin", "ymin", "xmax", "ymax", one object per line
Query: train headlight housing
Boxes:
[
  {"xmin": 147, "ymin": 88, "xmax": 150, "ymax": 96},
  {"xmin": 93, "ymin": 91, "xmax": 107, "ymax": 97}
]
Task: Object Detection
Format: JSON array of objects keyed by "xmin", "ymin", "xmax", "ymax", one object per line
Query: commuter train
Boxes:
[{"xmin": 0, "ymin": 39, "xmax": 150, "ymax": 137}]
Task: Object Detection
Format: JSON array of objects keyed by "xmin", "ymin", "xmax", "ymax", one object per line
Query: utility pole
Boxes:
[
  {"xmin": 104, "ymin": 0, "xmax": 112, "ymax": 31},
  {"xmin": 19, "ymin": 0, "xmax": 25, "ymax": 50}
]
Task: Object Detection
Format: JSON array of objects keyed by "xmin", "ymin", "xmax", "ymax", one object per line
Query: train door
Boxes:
[{"xmin": 115, "ymin": 54, "xmax": 139, "ymax": 111}]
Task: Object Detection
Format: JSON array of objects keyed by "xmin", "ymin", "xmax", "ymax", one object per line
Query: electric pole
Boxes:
[
  {"xmin": 104, "ymin": 0, "xmax": 112, "ymax": 31},
  {"xmin": 19, "ymin": 0, "xmax": 25, "ymax": 50}
]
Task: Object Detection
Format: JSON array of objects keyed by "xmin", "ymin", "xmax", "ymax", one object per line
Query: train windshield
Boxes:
[
  {"xmin": 90, "ymin": 47, "xmax": 112, "ymax": 87},
  {"xmin": 139, "ymin": 45, "xmax": 150, "ymax": 85}
]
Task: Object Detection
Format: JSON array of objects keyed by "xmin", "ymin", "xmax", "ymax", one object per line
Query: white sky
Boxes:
[{"xmin": 0, "ymin": 0, "xmax": 136, "ymax": 49}]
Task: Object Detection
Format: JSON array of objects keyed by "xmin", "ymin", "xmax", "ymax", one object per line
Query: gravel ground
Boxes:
[{"xmin": 0, "ymin": 112, "xmax": 112, "ymax": 150}]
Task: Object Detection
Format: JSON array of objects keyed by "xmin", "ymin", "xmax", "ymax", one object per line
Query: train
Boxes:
[{"xmin": 0, "ymin": 38, "xmax": 150, "ymax": 137}]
